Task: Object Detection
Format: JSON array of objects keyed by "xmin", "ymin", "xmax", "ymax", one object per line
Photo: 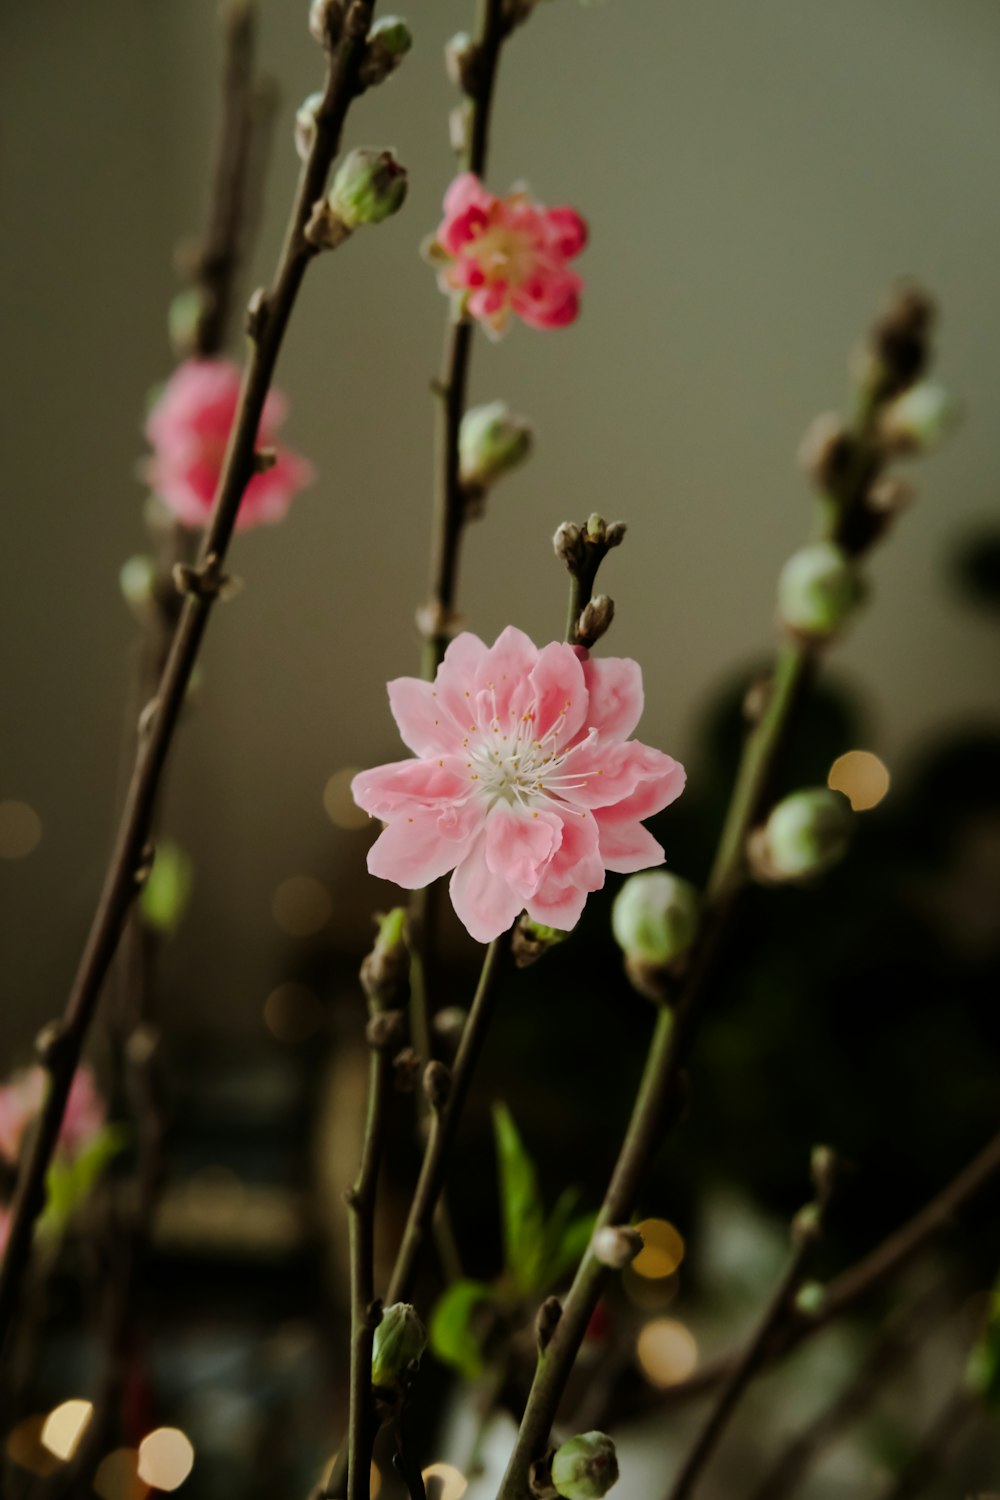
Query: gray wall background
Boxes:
[{"xmin": 2, "ymin": 0, "xmax": 999, "ymax": 1044}]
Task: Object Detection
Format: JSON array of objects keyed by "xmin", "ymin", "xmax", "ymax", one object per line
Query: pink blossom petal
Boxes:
[
  {"xmin": 524, "ymin": 808, "xmax": 604, "ymax": 931},
  {"xmin": 368, "ymin": 805, "xmax": 483, "ymax": 888},
  {"xmin": 562, "ymin": 740, "xmax": 685, "ymax": 811},
  {"xmin": 595, "ymin": 749, "xmax": 687, "ymax": 824},
  {"xmin": 525, "ymin": 642, "xmax": 588, "ymax": 746},
  {"xmin": 443, "ymin": 172, "xmax": 495, "ymax": 222},
  {"xmin": 582, "ymin": 657, "xmax": 644, "ymax": 743},
  {"xmin": 546, "ymin": 207, "xmax": 588, "ymax": 258},
  {"xmin": 351, "ymin": 758, "xmax": 471, "ymax": 819},
  {"xmin": 450, "ymin": 832, "xmax": 525, "ymax": 943},
  {"xmin": 594, "ymin": 817, "xmax": 665, "ymax": 874},
  {"xmin": 387, "ymin": 677, "xmax": 466, "ymax": 757},
  {"xmin": 484, "ymin": 804, "xmax": 562, "ymax": 900},
  {"xmin": 513, "ymin": 271, "xmax": 582, "ymax": 331}
]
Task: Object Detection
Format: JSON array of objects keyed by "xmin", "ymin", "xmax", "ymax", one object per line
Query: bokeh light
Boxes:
[
  {"xmin": 323, "ymin": 768, "xmax": 371, "ymax": 830},
  {"xmin": 5, "ymin": 1416, "xmax": 62, "ymax": 1478},
  {"xmin": 41, "ymin": 1399, "xmax": 93, "ymax": 1461},
  {"xmin": 94, "ymin": 1448, "xmax": 148, "ymax": 1500},
  {"xmin": 137, "ymin": 1428, "xmax": 195, "ymax": 1491},
  {"xmin": 632, "ymin": 1218, "xmax": 686, "ymax": 1278},
  {"xmin": 421, "ymin": 1463, "xmax": 468, "ymax": 1500},
  {"xmin": 271, "ymin": 875, "xmax": 333, "ymax": 936},
  {"xmin": 263, "ymin": 982, "xmax": 324, "ymax": 1042},
  {"xmin": 636, "ymin": 1317, "xmax": 699, "ymax": 1387},
  {"xmin": 827, "ymin": 750, "xmax": 890, "ymax": 811},
  {"xmin": 0, "ymin": 799, "xmax": 42, "ymax": 858}
]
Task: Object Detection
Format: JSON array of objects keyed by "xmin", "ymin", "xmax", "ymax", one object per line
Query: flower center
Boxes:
[{"xmin": 465, "ymin": 701, "xmax": 593, "ymax": 810}]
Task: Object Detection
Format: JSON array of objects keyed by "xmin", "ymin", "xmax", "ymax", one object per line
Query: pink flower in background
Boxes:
[
  {"xmin": 352, "ymin": 628, "xmax": 685, "ymax": 943},
  {"xmin": 426, "ymin": 174, "xmax": 587, "ymax": 337},
  {"xmin": 0, "ymin": 1064, "xmax": 106, "ymax": 1166},
  {"xmin": 144, "ymin": 358, "xmax": 315, "ymax": 530}
]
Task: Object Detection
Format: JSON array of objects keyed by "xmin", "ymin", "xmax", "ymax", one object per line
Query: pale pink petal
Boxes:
[
  {"xmin": 594, "ymin": 817, "xmax": 665, "ymax": 875},
  {"xmin": 442, "ymin": 172, "xmax": 495, "ymax": 222},
  {"xmin": 561, "ymin": 740, "xmax": 684, "ymax": 811},
  {"xmin": 387, "ymin": 678, "xmax": 466, "ymax": 756},
  {"xmin": 524, "ymin": 808, "xmax": 604, "ymax": 930},
  {"xmin": 524, "ymin": 642, "xmax": 588, "ymax": 746},
  {"xmin": 594, "ymin": 749, "xmax": 687, "ymax": 824},
  {"xmin": 450, "ymin": 832, "xmax": 525, "ymax": 943},
  {"xmin": 484, "ymin": 804, "xmax": 562, "ymax": 900},
  {"xmin": 351, "ymin": 758, "xmax": 471, "ymax": 819},
  {"xmin": 582, "ymin": 657, "xmax": 644, "ymax": 742},
  {"xmin": 476, "ymin": 626, "xmax": 539, "ymax": 720},
  {"xmin": 368, "ymin": 804, "xmax": 483, "ymax": 888}
]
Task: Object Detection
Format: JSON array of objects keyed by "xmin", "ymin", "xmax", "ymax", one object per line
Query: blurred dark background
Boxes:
[{"xmin": 1, "ymin": 2, "xmax": 999, "ymax": 1497}]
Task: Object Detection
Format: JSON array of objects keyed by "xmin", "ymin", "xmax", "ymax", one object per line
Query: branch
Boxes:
[
  {"xmin": 495, "ymin": 289, "xmax": 944, "ymax": 1500},
  {"xmin": 664, "ymin": 1164, "xmax": 837, "ymax": 1500},
  {"xmin": 0, "ymin": 0, "xmax": 380, "ymax": 1354}
]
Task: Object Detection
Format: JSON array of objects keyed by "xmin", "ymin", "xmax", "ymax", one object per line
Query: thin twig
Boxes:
[
  {"xmin": 495, "ymin": 293, "xmax": 941, "ymax": 1500},
  {"xmin": 0, "ymin": 0, "xmax": 380, "ymax": 1354},
  {"xmin": 344, "ymin": 1042, "xmax": 393, "ymax": 1500},
  {"xmin": 664, "ymin": 1177, "xmax": 835, "ymax": 1500},
  {"xmin": 749, "ymin": 1280, "xmax": 959, "ymax": 1500}
]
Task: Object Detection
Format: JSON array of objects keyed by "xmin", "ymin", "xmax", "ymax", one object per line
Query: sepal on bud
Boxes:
[
  {"xmin": 550, "ymin": 1432, "xmax": 619, "ymax": 1500},
  {"xmin": 777, "ymin": 542, "xmax": 863, "ymax": 640},
  {"xmin": 512, "ymin": 915, "xmax": 569, "ymax": 968},
  {"xmin": 371, "ymin": 1302, "xmax": 427, "ymax": 1394},
  {"xmin": 750, "ymin": 788, "xmax": 853, "ymax": 883}
]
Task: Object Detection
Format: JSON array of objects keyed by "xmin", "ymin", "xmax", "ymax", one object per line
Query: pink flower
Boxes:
[
  {"xmin": 144, "ymin": 358, "xmax": 315, "ymax": 530},
  {"xmin": 351, "ymin": 628, "xmax": 685, "ymax": 943},
  {"xmin": 426, "ymin": 174, "xmax": 587, "ymax": 337},
  {"xmin": 0, "ymin": 1064, "xmax": 106, "ymax": 1167}
]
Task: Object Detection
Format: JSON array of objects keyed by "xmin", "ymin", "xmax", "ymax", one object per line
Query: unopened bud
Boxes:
[
  {"xmin": 360, "ymin": 16, "xmax": 413, "ymax": 87},
  {"xmin": 120, "ymin": 555, "xmax": 158, "ymax": 620},
  {"xmin": 866, "ymin": 474, "xmax": 915, "ymax": 519},
  {"xmin": 140, "ymin": 839, "xmax": 194, "ymax": 936},
  {"xmin": 295, "ymin": 92, "xmax": 324, "ymax": 162},
  {"xmin": 308, "ymin": 0, "xmax": 344, "ymax": 47},
  {"xmin": 459, "ymin": 401, "xmax": 533, "ymax": 491},
  {"xmin": 535, "ymin": 1295, "xmax": 562, "ymax": 1351},
  {"xmin": 797, "ymin": 412, "xmax": 854, "ymax": 491},
  {"xmin": 751, "ymin": 788, "xmax": 853, "ymax": 883},
  {"xmin": 810, "ymin": 1144, "xmax": 838, "ymax": 1199},
  {"xmin": 512, "ymin": 916, "xmax": 569, "ymax": 969},
  {"xmin": 862, "ymin": 285, "xmax": 935, "ymax": 401},
  {"xmin": 445, "ymin": 31, "xmax": 479, "ymax": 92},
  {"xmin": 424, "ymin": 1059, "xmax": 451, "ymax": 1112},
  {"xmin": 791, "ymin": 1202, "xmax": 822, "ymax": 1248},
  {"xmin": 604, "ymin": 521, "xmax": 627, "ymax": 549},
  {"xmin": 879, "ymin": 381, "xmax": 955, "ymax": 455},
  {"xmin": 612, "ymin": 872, "xmax": 700, "ymax": 968},
  {"xmin": 777, "ymin": 542, "xmax": 863, "ymax": 639},
  {"xmin": 554, "ymin": 522, "xmax": 584, "ymax": 569},
  {"xmin": 366, "ymin": 1009, "xmax": 406, "ymax": 1051},
  {"xmin": 576, "ymin": 594, "xmax": 615, "ymax": 647},
  {"xmin": 360, "ymin": 907, "xmax": 409, "ymax": 1009},
  {"xmin": 432, "ymin": 1006, "xmax": 467, "ymax": 1053},
  {"xmin": 306, "ymin": 144, "xmax": 409, "ymax": 250},
  {"xmin": 592, "ymin": 1224, "xmax": 644, "ymax": 1270},
  {"xmin": 167, "ymin": 288, "xmax": 207, "ymax": 357},
  {"xmin": 393, "ymin": 1046, "xmax": 421, "ymax": 1092},
  {"xmin": 551, "ymin": 1433, "xmax": 619, "ymax": 1500},
  {"xmin": 449, "ymin": 102, "xmax": 472, "ymax": 156},
  {"xmin": 371, "ymin": 1302, "xmax": 426, "ymax": 1393},
  {"xmin": 795, "ymin": 1280, "xmax": 826, "ymax": 1316}
]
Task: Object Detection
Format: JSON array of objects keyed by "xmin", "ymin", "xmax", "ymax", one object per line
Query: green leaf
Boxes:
[
  {"xmin": 429, "ymin": 1279, "xmax": 493, "ymax": 1378},
  {"xmin": 39, "ymin": 1125, "xmax": 127, "ymax": 1240},
  {"xmin": 967, "ymin": 1275, "xmax": 1000, "ymax": 1406},
  {"xmin": 493, "ymin": 1103, "xmax": 546, "ymax": 1292},
  {"xmin": 140, "ymin": 840, "xmax": 194, "ymax": 936}
]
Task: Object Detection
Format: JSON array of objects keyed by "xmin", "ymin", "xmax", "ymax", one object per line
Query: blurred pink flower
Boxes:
[
  {"xmin": 352, "ymin": 628, "xmax": 685, "ymax": 943},
  {"xmin": 144, "ymin": 358, "xmax": 315, "ymax": 530},
  {"xmin": 0, "ymin": 1064, "xmax": 106, "ymax": 1167},
  {"xmin": 426, "ymin": 174, "xmax": 587, "ymax": 337}
]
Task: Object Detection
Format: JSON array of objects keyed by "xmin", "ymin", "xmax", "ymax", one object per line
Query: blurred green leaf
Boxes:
[
  {"xmin": 140, "ymin": 840, "xmax": 194, "ymax": 936},
  {"xmin": 493, "ymin": 1102, "xmax": 546, "ymax": 1292},
  {"xmin": 966, "ymin": 1274, "xmax": 1000, "ymax": 1406},
  {"xmin": 40, "ymin": 1124, "xmax": 127, "ymax": 1240},
  {"xmin": 429, "ymin": 1279, "xmax": 493, "ymax": 1378}
]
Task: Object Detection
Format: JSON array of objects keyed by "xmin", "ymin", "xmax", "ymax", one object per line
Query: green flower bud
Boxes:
[
  {"xmin": 612, "ymin": 872, "xmax": 700, "ymax": 967},
  {"xmin": 879, "ymin": 381, "xmax": 955, "ymax": 454},
  {"xmin": 328, "ymin": 148, "xmax": 408, "ymax": 230},
  {"xmin": 755, "ymin": 788, "xmax": 852, "ymax": 882},
  {"xmin": 777, "ymin": 542, "xmax": 862, "ymax": 639},
  {"xmin": 120, "ymin": 555, "xmax": 158, "ymax": 620},
  {"xmin": 512, "ymin": 915, "xmax": 569, "ymax": 969},
  {"xmin": 360, "ymin": 907, "xmax": 409, "ymax": 1010},
  {"xmin": 551, "ymin": 1432, "xmax": 619, "ymax": 1500},
  {"xmin": 371, "ymin": 1302, "xmax": 427, "ymax": 1393},
  {"xmin": 360, "ymin": 16, "xmax": 413, "ymax": 86},
  {"xmin": 294, "ymin": 92, "xmax": 324, "ymax": 163},
  {"xmin": 459, "ymin": 401, "xmax": 533, "ymax": 491}
]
